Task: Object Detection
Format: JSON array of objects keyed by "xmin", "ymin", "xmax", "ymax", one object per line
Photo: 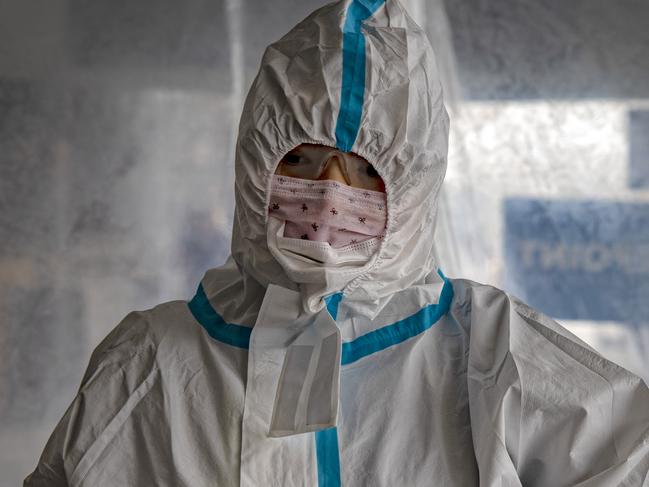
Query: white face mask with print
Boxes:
[
  {"xmin": 268, "ymin": 175, "xmax": 387, "ymax": 249},
  {"xmin": 267, "ymin": 217, "xmax": 381, "ymax": 266}
]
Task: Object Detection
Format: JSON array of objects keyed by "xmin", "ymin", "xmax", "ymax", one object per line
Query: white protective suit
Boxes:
[{"xmin": 25, "ymin": 0, "xmax": 649, "ymax": 486}]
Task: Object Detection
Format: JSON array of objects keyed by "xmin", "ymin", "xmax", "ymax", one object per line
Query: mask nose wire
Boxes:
[{"xmin": 319, "ymin": 149, "xmax": 352, "ymax": 186}]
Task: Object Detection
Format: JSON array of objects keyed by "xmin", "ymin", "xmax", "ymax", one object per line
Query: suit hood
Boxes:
[{"xmin": 230, "ymin": 0, "xmax": 450, "ymax": 312}]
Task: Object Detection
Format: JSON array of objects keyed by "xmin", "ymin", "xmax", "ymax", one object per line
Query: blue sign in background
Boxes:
[{"xmin": 504, "ymin": 198, "xmax": 649, "ymax": 323}]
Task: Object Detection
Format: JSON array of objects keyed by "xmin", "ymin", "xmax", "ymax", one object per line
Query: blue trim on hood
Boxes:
[
  {"xmin": 335, "ymin": 0, "xmax": 386, "ymax": 151},
  {"xmin": 187, "ymin": 283, "xmax": 252, "ymax": 349}
]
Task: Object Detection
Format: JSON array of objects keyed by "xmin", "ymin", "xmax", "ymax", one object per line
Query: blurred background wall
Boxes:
[{"xmin": 1, "ymin": 0, "xmax": 648, "ymax": 483}]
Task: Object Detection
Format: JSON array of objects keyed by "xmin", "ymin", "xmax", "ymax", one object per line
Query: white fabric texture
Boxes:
[{"xmin": 25, "ymin": 0, "xmax": 649, "ymax": 486}]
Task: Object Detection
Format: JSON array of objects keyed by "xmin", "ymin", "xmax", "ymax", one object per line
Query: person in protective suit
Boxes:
[{"xmin": 25, "ymin": 0, "xmax": 649, "ymax": 485}]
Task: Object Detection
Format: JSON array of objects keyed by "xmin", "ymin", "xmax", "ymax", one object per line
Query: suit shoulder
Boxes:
[
  {"xmin": 79, "ymin": 299, "xmax": 188, "ymax": 389},
  {"xmin": 447, "ymin": 277, "xmax": 601, "ymax": 356}
]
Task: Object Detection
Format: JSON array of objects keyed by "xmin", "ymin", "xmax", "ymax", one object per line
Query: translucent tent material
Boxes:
[{"xmin": 1, "ymin": 0, "xmax": 648, "ymax": 483}]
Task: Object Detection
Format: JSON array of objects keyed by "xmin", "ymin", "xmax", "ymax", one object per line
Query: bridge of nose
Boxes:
[{"xmin": 318, "ymin": 153, "xmax": 350, "ymax": 186}]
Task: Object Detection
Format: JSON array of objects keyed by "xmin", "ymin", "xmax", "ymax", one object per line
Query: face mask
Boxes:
[
  {"xmin": 267, "ymin": 217, "xmax": 381, "ymax": 265},
  {"xmin": 268, "ymin": 175, "xmax": 387, "ymax": 249}
]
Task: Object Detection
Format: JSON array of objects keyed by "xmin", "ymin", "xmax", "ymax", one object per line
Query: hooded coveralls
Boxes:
[{"xmin": 25, "ymin": 0, "xmax": 649, "ymax": 486}]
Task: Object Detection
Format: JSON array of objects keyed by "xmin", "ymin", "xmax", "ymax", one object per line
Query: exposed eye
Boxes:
[
  {"xmin": 283, "ymin": 153, "xmax": 302, "ymax": 165},
  {"xmin": 366, "ymin": 165, "xmax": 380, "ymax": 178}
]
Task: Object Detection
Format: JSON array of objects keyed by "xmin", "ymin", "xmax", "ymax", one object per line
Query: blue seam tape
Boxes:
[
  {"xmin": 188, "ymin": 276, "xmax": 453, "ymax": 360},
  {"xmin": 324, "ymin": 292, "xmax": 344, "ymax": 321},
  {"xmin": 341, "ymin": 276, "xmax": 454, "ymax": 365},
  {"xmin": 190, "ymin": 274, "xmax": 452, "ymax": 487},
  {"xmin": 316, "ymin": 427, "xmax": 342, "ymax": 487},
  {"xmin": 187, "ymin": 283, "xmax": 251, "ymax": 349},
  {"xmin": 334, "ymin": 0, "xmax": 387, "ymax": 152}
]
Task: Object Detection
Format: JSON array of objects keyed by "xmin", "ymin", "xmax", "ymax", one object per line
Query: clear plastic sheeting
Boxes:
[
  {"xmin": 438, "ymin": 100, "xmax": 649, "ymax": 382},
  {"xmin": 1, "ymin": 0, "xmax": 648, "ymax": 484}
]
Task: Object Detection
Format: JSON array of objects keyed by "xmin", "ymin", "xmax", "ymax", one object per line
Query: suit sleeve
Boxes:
[
  {"xmin": 452, "ymin": 280, "xmax": 649, "ymax": 487},
  {"xmin": 23, "ymin": 311, "xmax": 156, "ymax": 487}
]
